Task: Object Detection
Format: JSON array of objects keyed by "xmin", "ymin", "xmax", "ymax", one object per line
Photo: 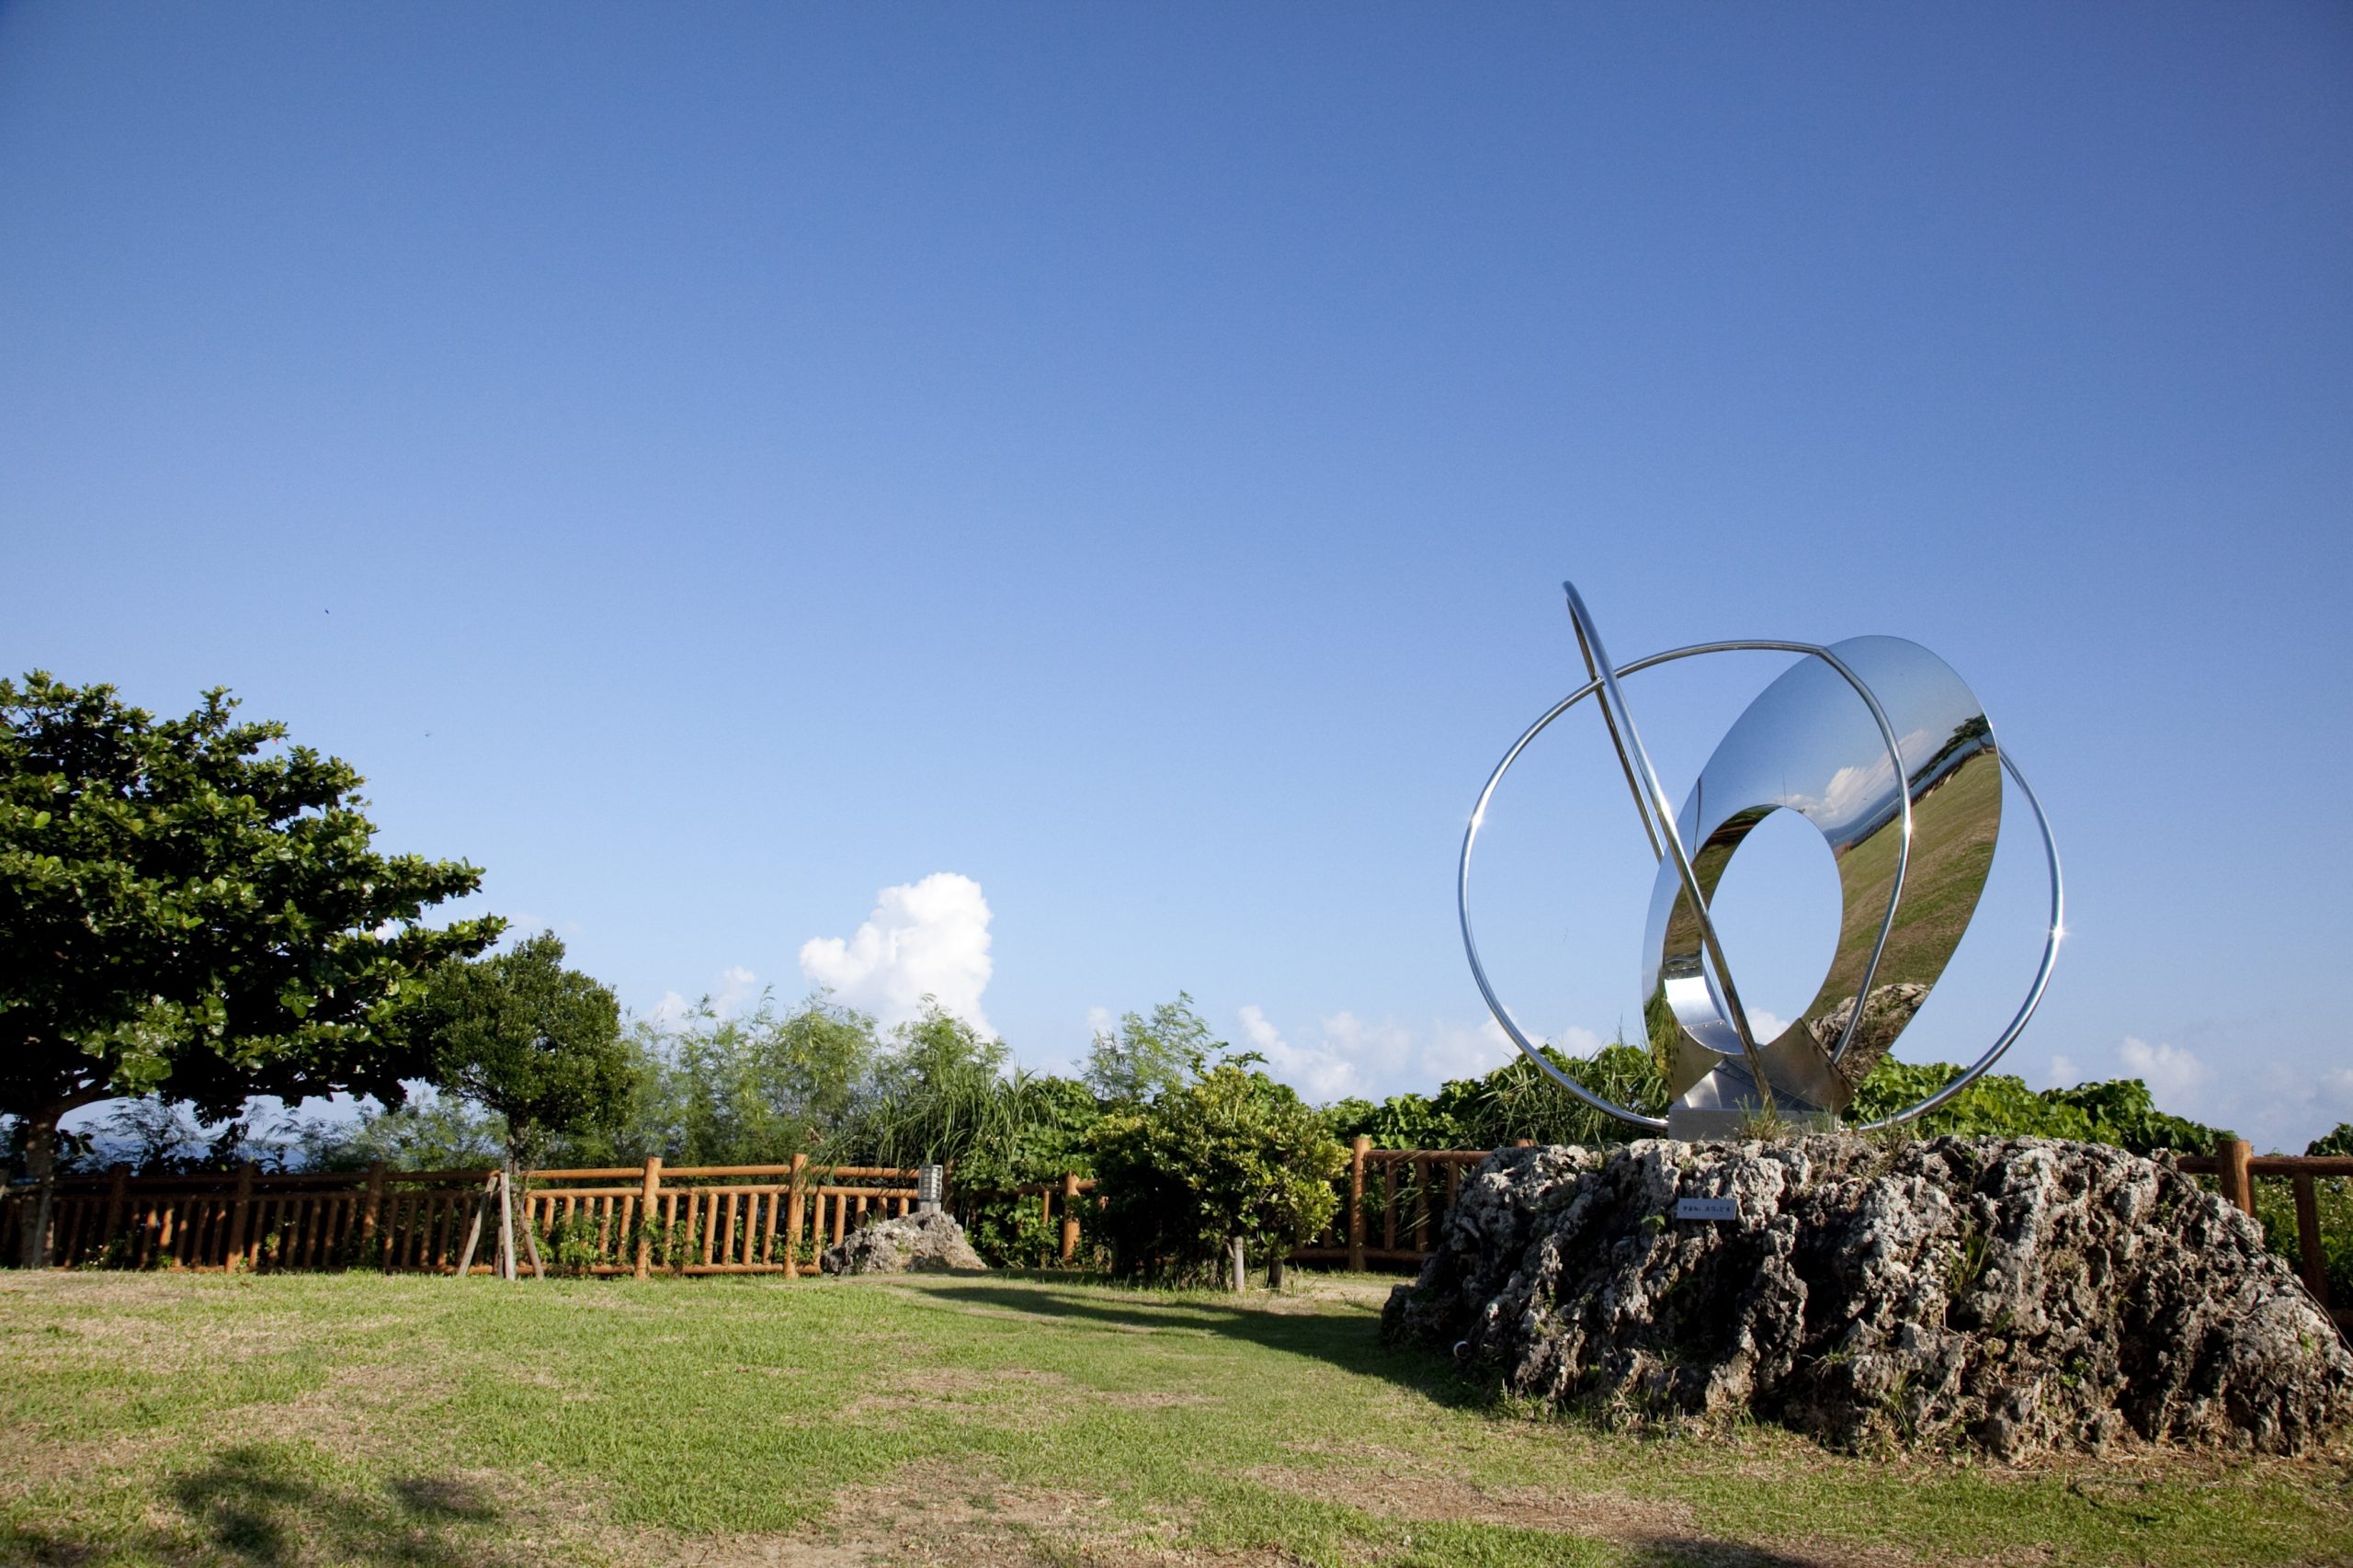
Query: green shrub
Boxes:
[{"xmin": 1090, "ymin": 1064, "xmax": 1345, "ymax": 1286}]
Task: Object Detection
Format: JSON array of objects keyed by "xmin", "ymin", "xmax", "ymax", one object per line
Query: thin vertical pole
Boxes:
[
  {"xmin": 1413, "ymin": 1157, "xmax": 1431, "ymax": 1255},
  {"xmin": 2293, "ymin": 1175, "xmax": 2329, "ymax": 1307},
  {"xmin": 457, "ymin": 1174, "xmax": 493, "ymax": 1277},
  {"xmin": 1060, "ymin": 1173, "xmax": 1081, "ymax": 1264},
  {"xmin": 2220, "ymin": 1139, "xmax": 2256, "ymax": 1218},
  {"xmin": 784, "ymin": 1153, "xmax": 807, "ymax": 1279},
  {"xmin": 1347, "ymin": 1136, "xmax": 1369, "ymax": 1272},
  {"xmin": 634, "ymin": 1157, "xmax": 661, "ymax": 1280},
  {"xmin": 519, "ymin": 1175, "xmax": 545, "ymax": 1279},
  {"xmin": 496, "ymin": 1169, "xmax": 517, "ymax": 1281}
]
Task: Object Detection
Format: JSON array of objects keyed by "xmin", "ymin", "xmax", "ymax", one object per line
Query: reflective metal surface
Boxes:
[
  {"xmin": 1643, "ymin": 636, "xmax": 1996, "ymax": 1114},
  {"xmin": 1456, "ymin": 585, "xmax": 2063, "ymax": 1133}
]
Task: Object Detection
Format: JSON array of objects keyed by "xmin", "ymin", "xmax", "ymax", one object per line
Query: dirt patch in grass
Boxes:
[
  {"xmin": 622, "ymin": 1471, "xmax": 1111, "ymax": 1567},
  {"xmin": 1252, "ymin": 1460, "xmax": 1693, "ymax": 1540},
  {"xmin": 1094, "ymin": 1390, "xmax": 1211, "ymax": 1410},
  {"xmin": 843, "ymin": 1366, "xmax": 1076, "ymax": 1425}
]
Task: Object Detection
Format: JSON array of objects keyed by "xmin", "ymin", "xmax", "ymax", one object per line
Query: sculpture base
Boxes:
[{"xmin": 1667, "ymin": 1106, "xmax": 1840, "ymax": 1142}]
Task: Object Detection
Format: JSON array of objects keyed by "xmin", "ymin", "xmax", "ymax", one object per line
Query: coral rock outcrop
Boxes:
[{"xmin": 1381, "ymin": 1136, "xmax": 2350, "ymax": 1458}]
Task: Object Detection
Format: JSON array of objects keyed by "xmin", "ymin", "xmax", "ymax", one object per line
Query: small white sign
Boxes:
[{"xmin": 1676, "ymin": 1196, "xmax": 1738, "ymax": 1222}]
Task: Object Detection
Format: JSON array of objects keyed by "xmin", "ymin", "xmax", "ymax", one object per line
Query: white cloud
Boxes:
[
  {"xmin": 2117, "ymin": 1036, "xmax": 2209, "ymax": 1107},
  {"xmin": 1233, "ymin": 1006, "xmax": 1566, "ymax": 1104},
  {"xmin": 713, "ymin": 965, "xmax": 759, "ymax": 1017},
  {"xmin": 2046, "ymin": 1053, "xmax": 2081, "ymax": 1088},
  {"xmin": 1235, "ymin": 1004, "xmax": 1285, "ymax": 1053},
  {"xmin": 647, "ymin": 964, "xmax": 763, "ymax": 1027},
  {"xmin": 1744, "ymin": 1008, "xmax": 1788, "ymax": 1043},
  {"xmin": 799, "ymin": 873, "xmax": 995, "ymax": 1037},
  {"xmin": 2318, "ymin": 1068, "xmax": 2353, "ymax": 1118}
]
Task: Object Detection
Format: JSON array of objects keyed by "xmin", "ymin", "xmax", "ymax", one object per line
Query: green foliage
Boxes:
[
  {"xmin": 584, "ymin": 990, "xmax": 879, "ymax": 1167},
  {"xmin": 0, "ymin": 672, "xmax": 499, "ymax": 1148},
  {"xmin": 413, "ymin": 932, "xmax": 633, "ymax": 1169},
  {"xmin": 1323, "ymin": 1040, "xmax": 1666, "ymax": 1150},
  {"xmin": 1321, "ymin": 1039, "xmax": 2231, "ymax": 1159},
  {"xmin": 1847, "ymin": 1062, "xmax": 2230, "ymax": 1153},
  {"xmin": 293, "ymin": 1090, "xmax": 506, "ymax": 1173},
  {"xmin": 848, "ymin": 999, "xmax": 1023, "ymax": 1169},
  {"xmin": 1084, "ymin": 992, "xmax": 1216, "ymax": 1104},
  {"xmin": 1089, "ymin": 1062, "xmax": 1345, "ymax": 1285}
]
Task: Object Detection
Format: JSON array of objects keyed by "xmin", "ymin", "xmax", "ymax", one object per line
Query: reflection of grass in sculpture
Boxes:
[{"xmin": 1814, "ymin": 750, "xmax": 2002, "ymax": 1019}]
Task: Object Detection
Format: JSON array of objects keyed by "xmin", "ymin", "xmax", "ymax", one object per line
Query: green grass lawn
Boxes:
[{"xmin": 2, "ymin": 1269, "xmax": 2346, "ymax": 1567}]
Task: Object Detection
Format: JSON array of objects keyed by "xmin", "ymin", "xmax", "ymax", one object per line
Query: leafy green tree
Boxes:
[
  {"xmin": 2, "ymin": 673, "xmax": 498, "ymax": 1266},
  {"xmin": 589, "ymin": 990, "xmax": 880, "ymax": 1167},
  {"xmin": 1089, "ymin": 1063, "xmax": 1344, "ymax": 1287},
  {"xmin": 411, "ymin": 932, "xmax": 632, "ymax": 1279},
  {"xmin": 415, "ymin": 933, "xmax": 632, "ymax": 1174},
  {"xmin": 851, "ymin": 999, "xmax": 1038, "ymax": 1169},
  {"xmin": 1084, "ymin": 993, "xmax": 1215, "ymax": 1104},
  {"xmin": 2309, "ymin": 1123, "xmax": 2353, "ymax": 1158}
]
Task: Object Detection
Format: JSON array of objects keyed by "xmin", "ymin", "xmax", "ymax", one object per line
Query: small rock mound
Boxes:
[
  {"xmin": 1381, "ymin": 1136, "xmax": 2351, "ymax": 1460},
  {"xmin": 820, "ymin": 1210, "xmax": 987, "ymax": 1276}
]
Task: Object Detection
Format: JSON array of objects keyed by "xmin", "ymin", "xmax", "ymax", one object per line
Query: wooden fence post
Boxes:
[
  {"xmin": 224, "ymin": 1162, "xmax": 256, "ymax": 1272},
  {"xmin": 2293, "ymin": 1176, "xmax": 2329, "ymax": 1307},
  {"xmin": 634, "ymin": 1157, "xmax": 662, "ymax": 1281},
  {"xmin": 1347, "ymin": 1135, "xmax": 1369, "ymax": 1272},
  {"xmin": 1060, "ymin": 1173, "xmax": 1081, "ymax": 1263},
  {"xmin": 101, "ymin": 1165, "xmax": 129, "ymax": 1262},
  {"xmin": 2219, "ymin": 1138, "xmax": 2256, "ymax": 1217},
  {"xmin": 360, "ymin": 1160, "xmax": 387, "ymax": 1268},
  {"xmin": 783, "ymin": 1153, "xmax": 807, "ymax": 1279}
]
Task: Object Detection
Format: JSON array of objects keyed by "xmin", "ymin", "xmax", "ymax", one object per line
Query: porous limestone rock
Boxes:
[
  {"xmin": 819, "ymin": 1210, "xmax": 987, "ymax": 1276},
  {"xmin": 1381, "ymin": 1136, "xmax": 2351, "ymax": 1459}
]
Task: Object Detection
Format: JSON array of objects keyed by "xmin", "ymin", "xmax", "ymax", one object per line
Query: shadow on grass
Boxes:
[
  {"xmin": 1627, "ymin": 1542, "xmax": 1860, "ymax": 1567},
  {"xmin": 176, "ymin": 1446, "xmax": 513, "ymax": 1565},
  {"xmin": 897, "ymin": 1276, "xmax": 1493, "ymax": 1409},
  {"xmin": 5, "ymin": 1445, "xmax": 520, "ymax": 1567}
]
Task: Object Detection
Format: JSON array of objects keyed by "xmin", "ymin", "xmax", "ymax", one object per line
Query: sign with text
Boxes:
[{"xmin": 1676, "ymin": 1196, "xmax": 1739, "ymax": 1222}]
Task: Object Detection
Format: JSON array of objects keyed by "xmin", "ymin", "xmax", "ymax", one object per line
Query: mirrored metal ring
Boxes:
[{"xmin": 1458, "ymin": 642, "xmax": 2061, "ymax": 1131}]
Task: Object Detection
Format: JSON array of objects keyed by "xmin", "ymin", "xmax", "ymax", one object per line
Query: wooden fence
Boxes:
[
  {"xmin": 2178, "ymin": 1141, "xmax": 2349, "ymax": 1330},
  {"xmin": 6, "ymin": 1137, "xmax": 2345, "ymax": 1325},
  {"xmin": 1291, "ymin": 1139, "xmax": 1503, "ymax": 1270},
  {"xmin": 0, "ymin": 1156, "xmax": 924, "ymax": 1278}
]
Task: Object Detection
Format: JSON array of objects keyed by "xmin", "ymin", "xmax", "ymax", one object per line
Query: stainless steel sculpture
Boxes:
[{"xmin": 1458, "ymin": 583, "xmax": 2063, "ymax": 1137}]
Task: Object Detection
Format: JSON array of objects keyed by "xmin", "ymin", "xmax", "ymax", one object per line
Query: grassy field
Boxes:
[{"xmin": 2, "ymin": 1269, "xmax": 2347, "ymax": 1567}]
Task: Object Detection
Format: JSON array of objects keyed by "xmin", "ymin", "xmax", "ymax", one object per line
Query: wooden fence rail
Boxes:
[
  {"xmin": 0, "ymin": 1156, "xmax": 925, "ymax": 1278},
  {"xmin": 8, "ymin": 1139, "xmax": 2345, "ymax": 1327}
]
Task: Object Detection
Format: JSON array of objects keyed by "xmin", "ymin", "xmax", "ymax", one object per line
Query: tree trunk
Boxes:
[
  {"xmin": 455, "ymin": 1173, "xmax": 494, "ymax": 1277},
  {"xmin": 496, "ymin": 1162, "xmax": 517, "ymax": 1282},
  {"xmin": 14, "ymin": 1093, "xmax": 106, "ymax": 1270},
  {"xmin": 1268, "ymin": 1251, "xmax": 1286, "ymax": 1291},
  {"xmin": 1228, "ymin": 1234, "xmax": 1247, "ymax": 1293}
]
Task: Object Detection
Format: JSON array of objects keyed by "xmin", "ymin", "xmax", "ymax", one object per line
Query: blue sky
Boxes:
[{"xmin": 5, "ymin": 4, "xmax": 2348, "ymax": 1150}]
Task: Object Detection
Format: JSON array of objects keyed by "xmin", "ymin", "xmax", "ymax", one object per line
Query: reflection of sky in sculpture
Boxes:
[
  {"xmin": 1672, "ymin": 637, "xmax": 1986, "ymax": 848},
  {"xmin": 1640, "ymin": 635, "xmax": 2002, "ymax": 1113}
]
